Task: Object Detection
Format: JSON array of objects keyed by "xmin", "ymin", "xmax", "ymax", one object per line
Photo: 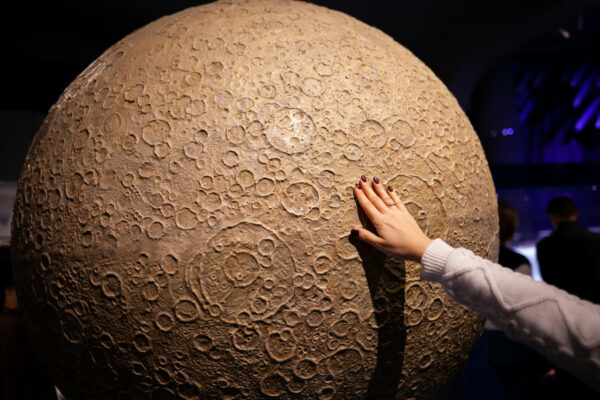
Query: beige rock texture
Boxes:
[{"xmin": 11, "ymin": 0, "xmax": 499, "ymax": 399}]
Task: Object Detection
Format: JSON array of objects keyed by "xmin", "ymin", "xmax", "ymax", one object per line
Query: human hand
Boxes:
[{"xmin": 351, "ymin": 176, "xmax": 433, "ymax": 260}]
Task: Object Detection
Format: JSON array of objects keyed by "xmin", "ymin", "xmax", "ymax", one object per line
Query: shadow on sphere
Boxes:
[{"xmin": 351, "ymin": 211, "xmax": 407, "ymax": 399}]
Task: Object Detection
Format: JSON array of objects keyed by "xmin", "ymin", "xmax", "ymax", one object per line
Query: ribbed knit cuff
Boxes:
[{"xmin": 420, "ymin": 238, "xmax": 454, "ymax": 283}]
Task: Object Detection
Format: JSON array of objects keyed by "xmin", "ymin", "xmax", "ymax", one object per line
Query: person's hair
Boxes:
[
  {"xmin": 498, "ymin": 202, "xmax": 518, "ymax": 244},
  {"xmin": 546, "ymin": 196, "xmax": 578, "ymax": 218}
]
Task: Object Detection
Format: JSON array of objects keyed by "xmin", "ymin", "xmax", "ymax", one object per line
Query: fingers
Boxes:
[
  {"xmin": 358, "ymin": 176, "xmax": 388, "ymax": 213},
  {"xmin": 353, "ymin": 184, "xmax": 381, "ymax": 222},
  {"xmin": 351, "ymin": 228, "xmax": 385, "ymax": 248},
  {"xmin": 387, "ymin": 188, "xmax": 409, "ymax": 213},
  {"xmin": 371, "ymin": 176, "xmax": 395, "ymax": 207}
]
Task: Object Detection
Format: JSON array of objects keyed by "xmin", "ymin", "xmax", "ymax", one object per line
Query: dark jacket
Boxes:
[
  {"xmin": 537, "ymin": 221, "xmax": 600, "ymax": 304},
  {"xmin": 499, "ymin": 246, "xmax": 530, "ymax": 272}
]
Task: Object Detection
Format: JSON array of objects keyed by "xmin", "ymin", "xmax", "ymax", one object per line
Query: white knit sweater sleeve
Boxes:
[{"xmin": 421, "ymin": 239, "xmax": 600, "ymax": 391}]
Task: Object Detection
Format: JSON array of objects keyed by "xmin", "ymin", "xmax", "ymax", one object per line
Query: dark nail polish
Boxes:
[
  {"xmin": 373, "ymin": 176, "xmax": 379, "ymax": 184},
  {"xmin": 355, "ymin": 183, "xmax": 361, "ymax": 189},
  {"xmin": 361, "ymin": 175, "xmax": 367, "ymax": 182},
  {"xmin": 350, "ymin": 229, "xmax": 359, "ymax": 237},
  {"xmin": 388, "ymin": 186, "xmax": 393, "ymax": 192}
]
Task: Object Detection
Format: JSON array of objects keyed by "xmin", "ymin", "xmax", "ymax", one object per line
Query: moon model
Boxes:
[{"xmin": 11, "ymin": 1, "xmax": 498, "ymax": 399}]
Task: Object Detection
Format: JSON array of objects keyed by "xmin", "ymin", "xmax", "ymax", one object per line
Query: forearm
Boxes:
[{"xmin": 421, "ymin": 239, "xmax": 600, "ymax": 391}]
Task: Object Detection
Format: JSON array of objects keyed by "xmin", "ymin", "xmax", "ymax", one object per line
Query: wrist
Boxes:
[
  {"xmin": 420, "ymin": 239, "xmax": 453, "ymax": 282},
  {"xmin": 416, "ymin": 237, "xmax": 433, "ymax": 260}
]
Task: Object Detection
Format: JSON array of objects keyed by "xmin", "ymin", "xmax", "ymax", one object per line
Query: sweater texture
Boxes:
[{"xmin": 421, "ymin": 239, "xmax": 600, "ymax": 391}]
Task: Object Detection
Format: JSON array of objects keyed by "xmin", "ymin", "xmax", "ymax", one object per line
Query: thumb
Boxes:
[{"xmin": 351, "ymin": 228, "xmax": 384, "ymax": 248}]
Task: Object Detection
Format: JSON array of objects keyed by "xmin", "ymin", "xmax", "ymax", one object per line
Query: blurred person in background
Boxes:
[
  {"xmin": 482, "ymin": 202, "xmax": 548, "ymax": 400},
  {"xmin": 536, "ymin": 196, "xmax": 600, "ymax": 399},
  {"xmin": 537, "ymin": 196, "xmax": 600, "ymax": 304}
]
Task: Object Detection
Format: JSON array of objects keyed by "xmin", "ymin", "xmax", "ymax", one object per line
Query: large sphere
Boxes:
[{"xmin": 12, "ymin": 1, "xmax": 498, "ymax": 399}]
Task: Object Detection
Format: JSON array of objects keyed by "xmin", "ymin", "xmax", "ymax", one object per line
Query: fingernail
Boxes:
[
  {"xmin": 361, "ymin": 175, "xmax": 367, "ymax": 182},
  {"xmin": 388, "ymin": 186, "xmax": 393, "ymax": 192},
  {"xmin": 350, "ymin": 229, "xmax": 359, "ymax": 237},
  {"xmin": 373, "ymin": 176, "xmax": 379, "ymax": 184},
  {"xmin": 355, "ymin": 183, "xmax": 361, "ymax": 189}
]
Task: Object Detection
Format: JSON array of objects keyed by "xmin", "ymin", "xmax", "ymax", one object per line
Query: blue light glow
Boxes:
[
  {"xmin": 518, "ymin": 100, "xmax": 535, "ymax": 123},
  {"xmin": 570, "ymin": 65, "xmax": 589, "ymax": 87},
  {"xmin": 573, "ymin": 75, "xmax": 593, "ymax": 108},
  {"xmin": 575, "ymin": 96, "xmax": 600, "ymax": 132},
  {"xmin": 513, "ymin": 58, "xmax": 600, "ymax": 164}
]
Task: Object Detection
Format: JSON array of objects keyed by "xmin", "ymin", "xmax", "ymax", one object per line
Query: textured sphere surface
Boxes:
[{"xmin": 12, "ymin": 1, "xmax": 498, "ymax": 399}]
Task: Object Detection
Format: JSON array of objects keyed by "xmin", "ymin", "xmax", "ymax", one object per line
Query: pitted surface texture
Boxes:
[{"xmin": 12, "ymin": 1, "xmax": 499, "ymax": 399}]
